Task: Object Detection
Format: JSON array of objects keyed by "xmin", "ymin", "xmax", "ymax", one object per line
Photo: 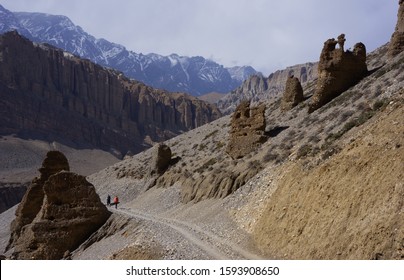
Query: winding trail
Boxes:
[{"xmin": 115, "ymin": 207, "xmax": 263, "ymax": 260}]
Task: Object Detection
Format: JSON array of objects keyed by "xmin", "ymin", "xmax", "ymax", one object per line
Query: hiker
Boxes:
[
  {"xmin": 106, "ymin": 195, "xmax": 111, "ymax": 206},
  {"xmin": 113, "ymin": 196, "xmax": 119, "ymax": 209}
]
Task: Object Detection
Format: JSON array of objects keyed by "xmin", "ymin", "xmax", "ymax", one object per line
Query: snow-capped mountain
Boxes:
[
  {"xmin": 0, "ymin": 5, "xmax": 256, "ymax": 96},
  {"xmin": 227, "ymin": 66, "xmax": 259, "ymax": 84},
  {"xmin": 0, "ymin": 5, "xmax": 31, "ymax": 38}
]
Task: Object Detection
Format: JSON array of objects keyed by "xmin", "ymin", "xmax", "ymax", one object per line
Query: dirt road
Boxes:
[{"xmin": 115, "ymin": 207, "xmax": 263, "ymax": 260}]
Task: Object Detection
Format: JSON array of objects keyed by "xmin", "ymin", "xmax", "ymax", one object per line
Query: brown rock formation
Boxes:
[
  {"xmin": 389, "ymin": 0, "xmax": 404, "ymax": 57},
  {"xmin": 0, "ymin": 31, "xmax": 221, "ymax": 157},
  {"xmin": 180, "ymin": 167, "xmax": 261, "ymax": 203},
  {"xmin": 7, "ymin": 151, "xmax": 110, "ymax": 259},
  {"xmin": 337, "ymin": 34, "xmax": 346, "ymax": 51},
  {"xmin": 226, "ymin": 101, "xmax": 267, "ymax": 159},
  {"xmin": 150, "ymin": 143, "xmax": 172, "ymax": 175},
  {"xmin": 281, "ymin": 75, "xmax": 304, "ymax": 111},
  {"xmin": 7, "ymin": 151, "xmax": 70, "ymax": 250},
  {"xmin": 308, "ymin": 35, "xmax": 368, "ymax": 113}
]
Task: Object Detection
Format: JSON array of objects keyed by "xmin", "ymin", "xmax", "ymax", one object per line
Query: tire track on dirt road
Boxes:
[{"xmin": 115, "ymin": 208, "xmax": 263, "ymax": 260}]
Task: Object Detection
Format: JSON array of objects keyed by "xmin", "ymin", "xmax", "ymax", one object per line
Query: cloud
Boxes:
[{"xmin": 1, "ymin": 0, "xmax": 398, "ymax": 74}]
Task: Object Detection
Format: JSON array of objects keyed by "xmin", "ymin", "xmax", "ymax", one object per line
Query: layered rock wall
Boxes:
[{"xmin": 0, "ymin": 32, "xmax": 221, "ymax": 156}]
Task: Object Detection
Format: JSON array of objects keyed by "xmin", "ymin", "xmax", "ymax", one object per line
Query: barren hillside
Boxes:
[
  {"xmin": 1, "ymin": 30, "xmax": 403, "ymax": 260},
  {"xmin": 253, "ymin": 101, "xmax": 403, "ymax": 259},
  {"xmin": 61, "ymin": 43, "xmax": 403, "ymax": 260}
]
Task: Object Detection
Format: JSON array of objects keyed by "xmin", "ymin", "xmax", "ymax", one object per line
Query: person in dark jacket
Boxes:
[{"xmin": 106, "ymin": 195, "xmax": 111, "ymax": 206}]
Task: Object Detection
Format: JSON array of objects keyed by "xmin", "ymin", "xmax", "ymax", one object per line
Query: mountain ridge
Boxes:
[
  {"xmin": 0, "ymin": 4, "xmax": 257, "ymax": 96},
  {"xmin": 1, "ymin": 1, "xmax": 403, "ymax": 261},
  {"xmin": 218, "ymin": 62, "xmax": 318, "ymax": 114},
  {"xmin": 0, "ymin": 31, "xmax": 221, "ymax": 158}
]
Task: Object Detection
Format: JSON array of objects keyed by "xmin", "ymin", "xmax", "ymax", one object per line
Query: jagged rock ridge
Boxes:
[
  {"xmin": 0, "ymin": 4, "xmax": 257, "ymax": 96},
  {"xmin": 218, "ymin": 63, "xmax": 317, "ymax": 114},
  {"xmin": 0, "ymin": 31, "xmax": 221, "ymax": 156}
]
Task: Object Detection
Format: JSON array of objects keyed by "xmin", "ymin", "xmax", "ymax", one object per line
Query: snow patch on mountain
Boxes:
[{"xmin": 0, "ymin": 4, "xmax": 257, "ymax": 97}]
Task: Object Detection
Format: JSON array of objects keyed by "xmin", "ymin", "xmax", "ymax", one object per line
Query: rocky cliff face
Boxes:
[
  {"xmin": 7, "ymin": 151, "xmax": 110, "ymax": 259},
  {"xmin": 0, "ymin": 32, "xmax": 221, "ymax": 156},
  {"xmin": 0, "ymin": 5, "xmax": 257, "ymax": 96},
  {"xmin": 218, "ymin": 63, "xmax": 317, "ymax": 114},
  {"xmin": 308, "ymin": 34, "xmax": 368, "ymax": 113},
  {"xmin": 389, "ymin": 0, "xmax": 404, "ymax": 57}
]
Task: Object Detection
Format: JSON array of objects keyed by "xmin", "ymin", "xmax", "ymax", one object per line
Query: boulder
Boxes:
[
  {"xmin": 281, "ymin": 75, "xmax": 304, "ymax": 111},
  {"xmin": 308, "ymin": 34, "xmax": 368, "ymax": 113},
  {"xmin": 6, "ymin": 151, "xmax": 110, "ymax": 259},
  {"xmin": 389, "ymin": 0, "xmax": 404, "ymax": 57},
  {"xmin": 226, "ymin": 101, "xmax": 267, "ymax": 159}
]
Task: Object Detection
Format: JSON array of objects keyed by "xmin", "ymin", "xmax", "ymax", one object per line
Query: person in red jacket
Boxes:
[{"xmin": 113, "ymin": 196, "xmax": 119, "ymax": 209}]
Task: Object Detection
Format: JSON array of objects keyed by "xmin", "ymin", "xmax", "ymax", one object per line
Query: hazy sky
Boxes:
[{"xmin": 1, "ymin": 0, "xmax": 398, "ymax": 74}]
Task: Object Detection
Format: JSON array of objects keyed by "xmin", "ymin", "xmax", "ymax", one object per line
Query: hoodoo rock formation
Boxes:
[
  {"xmin": 226, "ymin": 101, "xmax": 267, "ymax": 159},
  {"xmin": 281, "ymin": 75, "xmax": 304, "ymax": 111},
  {"xmin": 0, "ymin": 31, "xmax": 221, "ymax": 157},
  {"xmin": 6, "ymin": 151, "xmax": 110, "ymax": 259},
  {"xmin": 308, "ymin": 34, "xmax": 368, "ymax": 113},
  {"xmin": 150, "ymin": 143, "xmax": 172, "ymax": 175},
  {"xmin": 389, "ymin": 0, "xmax": 404, "ymax": 57},
  {"xmin": 7, "ymin": 151, "xmax": 70, "ymax": 250}
]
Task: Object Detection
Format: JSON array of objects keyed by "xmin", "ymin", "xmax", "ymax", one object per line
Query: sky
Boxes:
[{"xmin": 1, "ymin": 0, "xmax": 399, "ymax": 75}]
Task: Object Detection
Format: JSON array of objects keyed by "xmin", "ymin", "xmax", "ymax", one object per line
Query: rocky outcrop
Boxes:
[
  {"xmin": 226, "ymin": 101, "xmax": 267, "ymax": 159},
  {"xmin": 150, "ymin": 143, "xmax": 172, "ymax": 175},
  {"xmin": 7, "ymin": 151, "xmax": 70, "ymax": 250},
  {"xmin": 7, "ymin": 151, "xmax": 110, "ymax": 259},
  {"xmin": 0, "ymin": 31, "xmax": 221, "ymax": 157},
  {"xmin": 218, "ymin": 63, "xmax": 317, "ymax": 114},
  {"xmin": 389, "ymin": 0, "xmax": 404, "ymax": 57},
  {"xmin": 308, "ymin": 34, "xmax": 368, "ymax": 113},
  {"xmin": 281, "ymin": 76, "xmax": 304, "ymax": 111},
  {"xmin": 179, "ymin": 167, "xmax": 262, "ymax": 203}
]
